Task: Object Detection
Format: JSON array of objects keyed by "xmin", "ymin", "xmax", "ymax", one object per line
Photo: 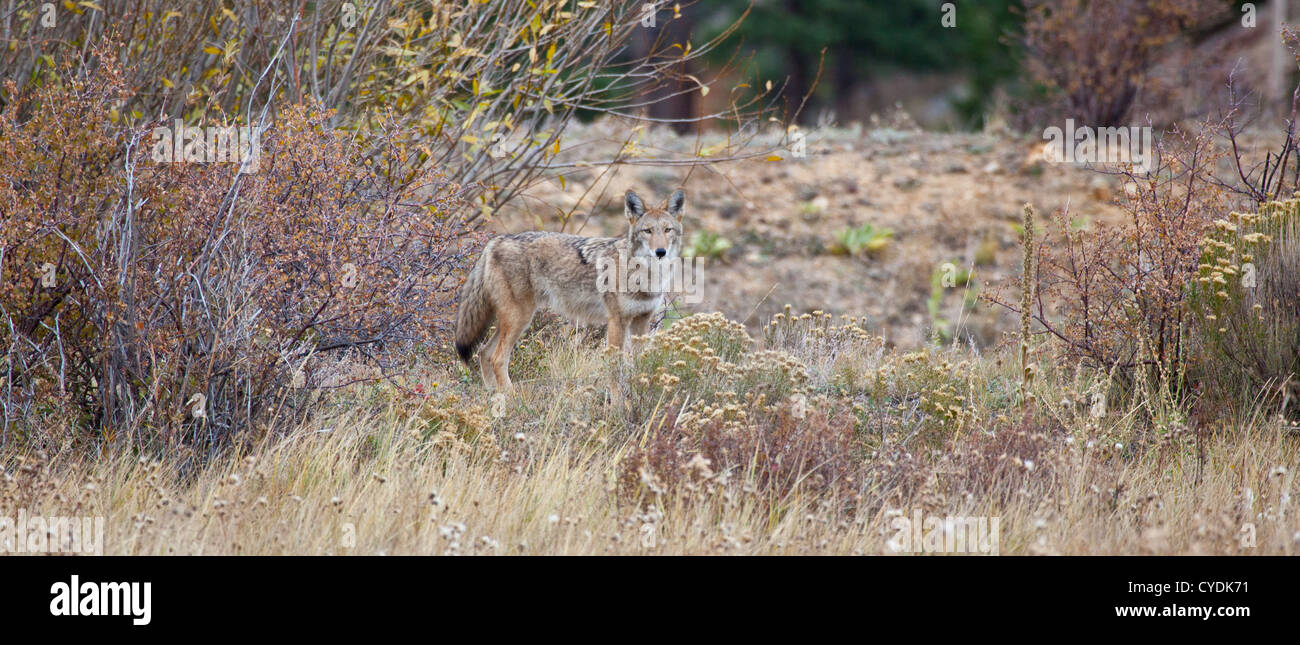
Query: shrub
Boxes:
[
  {"xmin": 414, "ymin": 394, "xmax": 497, "ymax": 455},
  {"xmin": 1020, "ymin": 0, "xmax": 1224, "ymax": 126},
  {"xmin": 987, "ymin": 128, "xmax": 1228, "ymax": 396},
  {"xmin": 732, "ymin": 350, "xmax": 810, "ymax": 403},
  {"xmin": 0, "ymin": 1, "xmax": 772, "ymax": 225},
  {"xmin": 1188, "ymin": 199, "xmax": 1300, "ymax": 418},
  {"xmin": 760, "ymin": 306, "xmax": 883, "ymax": 387},
  {"xmin": 619, "ymin": 395, "xmax": 863, "ymax": 510},
  {"xmin": 619, "ymin": 310, "xmax": 865, "ymax": 510},
  {"xmin": 636, "ymin": 312, "xmax": 752, "ymax": 374},
  {"xmin": 0, "ymin": 54, "xmax": 479, "ymax": 454},
  {"xmin": 868, "ymin": 349, "xmax": 981, "ymax": 438}
]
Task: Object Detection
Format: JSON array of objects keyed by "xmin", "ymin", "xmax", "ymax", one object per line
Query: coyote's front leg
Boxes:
[
  {"xmin": 605, "ymin": 312, "xmax": 627, "ymax": 354},
  {"xmin": 601, "ymin": 292, "xmax": 631, "ymax": 354},
  {"xmin": 627, "ymin": 312, "xmax": 653, "ymax": 355}
]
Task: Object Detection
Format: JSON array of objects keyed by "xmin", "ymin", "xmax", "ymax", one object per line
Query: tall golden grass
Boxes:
[{"xmin": 5, "ymin": 312, "xmax": 1295, "ymax": 555}]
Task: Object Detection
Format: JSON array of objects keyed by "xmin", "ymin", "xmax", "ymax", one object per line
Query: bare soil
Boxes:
[{"xmin": 495, "ymin": 123, "xmax": 1127, "ymax": 349}]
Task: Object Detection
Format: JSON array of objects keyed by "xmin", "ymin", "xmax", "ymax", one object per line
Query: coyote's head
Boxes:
[{"xmin": 623, "ymin": 189, "xmax": 685, "ymax": 259}]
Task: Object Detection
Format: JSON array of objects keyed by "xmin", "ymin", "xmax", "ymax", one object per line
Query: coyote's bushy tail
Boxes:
[{"xmin": 454, "ymin": 248, "xmax": 494, "ymax": 365}]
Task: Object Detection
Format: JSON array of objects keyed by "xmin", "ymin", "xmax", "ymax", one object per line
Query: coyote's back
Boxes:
[
  {"xmin": 454, "ymin": 189, "xmax": 686, "ymax": 390},
  {"xmin": 454, "ymin": 231, "xmax": 618, "ymax": 361}
]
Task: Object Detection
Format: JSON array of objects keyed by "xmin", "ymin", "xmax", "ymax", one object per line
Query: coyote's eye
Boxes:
[{"xmin": 641, "ymin": 228, "xmax": 653, "ymax": 234}]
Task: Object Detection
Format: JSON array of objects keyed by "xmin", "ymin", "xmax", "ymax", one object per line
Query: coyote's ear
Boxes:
[
  {"xmin": 666, "ymin": 189, "xmax": 685, "ymax": 221},
  {"xmin": 624, "ymin": 190, "xmax": 646, "ymax": 222}
]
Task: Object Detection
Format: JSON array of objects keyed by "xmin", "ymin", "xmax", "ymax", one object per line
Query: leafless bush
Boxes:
[
  {"xmin": 1, "ymin": 52, "xmax": 480, "ymax": 456},
  {"xmin": 987, "ymin": 128, "xmax": 1229, "ymax": 389},
  {"xmin": 1020, "ymin": 0, "xmax": 1225, "ymax": 126}
]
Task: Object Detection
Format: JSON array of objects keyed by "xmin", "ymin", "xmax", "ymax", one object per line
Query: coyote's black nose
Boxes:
[{"xmin": 655, "ymin": 248, "xmax": 667, "ymax": 258}]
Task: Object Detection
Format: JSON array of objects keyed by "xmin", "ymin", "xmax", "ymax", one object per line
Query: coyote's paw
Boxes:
[{"xmin": 489, "ymin": 392, "xmax": 508, "ymax": 419}]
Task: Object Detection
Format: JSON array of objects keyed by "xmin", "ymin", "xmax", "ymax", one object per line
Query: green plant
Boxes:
[
  {"xmin": 829, "ymin": 223, "xmax": 892, "ymax": 257},
  {"xmin": 927, "ymin": 262, "xmax": 976, "ymax": 346},
  {"xmin": 682, "ymin": 230, "xmax": 733, "ymax": 260},
  {"xmin": 975, "ymin": 236, "xmax": 998, "ymax": 267},
  {"xmin": 929, "ymin": 272, "xmax": 951, "ymax": 345},
  {"xmin": 798, "ymin": 198, "xmax": 828, "ymax": 217},
  {"xmin": 659, "ymin": 303, "xmax": 688, "ymax": 330}
]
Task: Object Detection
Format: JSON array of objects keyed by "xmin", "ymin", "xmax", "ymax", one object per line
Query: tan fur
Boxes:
[{"xmin": 454, "ymin": 189, "xmax": 686, "ymax": 390}]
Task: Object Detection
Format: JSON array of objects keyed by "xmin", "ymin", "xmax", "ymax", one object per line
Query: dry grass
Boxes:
[{"xmin": 5, "ymin": 311, "xmax": 1298, "ymax": 556}]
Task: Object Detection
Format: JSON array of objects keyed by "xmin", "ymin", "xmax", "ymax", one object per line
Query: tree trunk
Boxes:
[
  {"xmin": 645, "ymin": 4, "xmax": 698, "ymax": 135},
  {"xmin": 1270, "ymin": 0, "xmax": 1291, "ymax": 115}
]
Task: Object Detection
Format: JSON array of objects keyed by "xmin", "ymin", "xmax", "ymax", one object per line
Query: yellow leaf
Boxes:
[
  {"xmin": 203, "ymin": 46, "xmax": 223, "ymax": 56},
  {"xmin": 684, "ymin": 74, "xmax": 709, "ymax": 97},
  {"xmin": 765, "ymin": 155, "xmax": 783, "ymax": 162}
]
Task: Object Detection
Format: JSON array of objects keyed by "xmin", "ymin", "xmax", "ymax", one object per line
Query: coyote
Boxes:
[{"xmin": 454, "ymin": 188, "xmax": 686, "ymax": 390}]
